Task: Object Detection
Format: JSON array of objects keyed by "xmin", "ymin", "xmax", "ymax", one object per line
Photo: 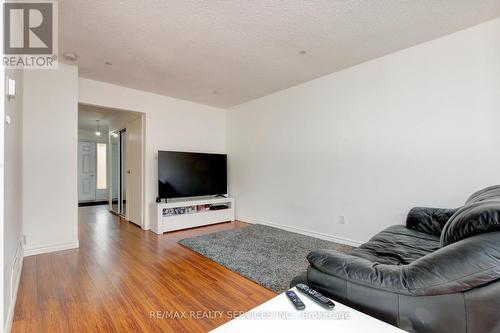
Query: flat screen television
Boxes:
[{"xmin": 158, "ymin": 151, "xmax": 227, "ymax": 199}]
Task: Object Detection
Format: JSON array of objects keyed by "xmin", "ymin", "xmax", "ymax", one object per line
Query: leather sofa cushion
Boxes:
[
  {"xmin": 352, "ymin": 225, "xmax": 440, "ymax": 265},
  {"xmin": 466, "ymin": 185, "xmax": 500, "ymax": 204},
  {"xmin": 441, "ymin": 200, "xmax": 500, "ymax": 246},
  {"xmin": 406, "ymin": 207, "xmax": 457, "ymax": 237}
]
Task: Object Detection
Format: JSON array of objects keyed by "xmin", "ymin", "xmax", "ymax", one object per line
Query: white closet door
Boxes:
[{"xmin": 125, "ymin": 117, "xmax": 143, "ymax": 226}]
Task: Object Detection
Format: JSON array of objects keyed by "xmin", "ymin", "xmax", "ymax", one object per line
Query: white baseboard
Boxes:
[
  {"xmin": 24, "ymin": 241, "xmax": 79, "ymax": 257},
  {"xmin": 237, "ymin": 216, "xmax": 363, "ymax": 247},
  {"xmin": 4, "ymin": 242, "xmax": 24, "ymax": 333}
]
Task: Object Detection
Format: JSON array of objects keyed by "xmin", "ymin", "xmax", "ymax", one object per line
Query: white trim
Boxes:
[
  {"xmin": 24, "ymin": 241, "xmax": 79, "ymax": 257},
  {"xmin": 4, "ymin": 242, "xmax": 23, "ymax": 333},
  {"xmin": 1, "ymin": 61, "xmax": 6, "ymax": 332},
  {"xmin": 236, "ymin": 216, "xmax": 363, "ymax": 247}
]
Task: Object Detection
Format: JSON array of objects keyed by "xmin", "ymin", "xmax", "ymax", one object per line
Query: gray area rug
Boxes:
[{"xmin": 178, "ymin": 224, "xmax": 354, "ymax": 293}]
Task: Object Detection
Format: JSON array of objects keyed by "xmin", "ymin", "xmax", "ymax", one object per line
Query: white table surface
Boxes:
[{"xmin": 210, "ymin": 287, "xmax": 406, "ymax": 332}]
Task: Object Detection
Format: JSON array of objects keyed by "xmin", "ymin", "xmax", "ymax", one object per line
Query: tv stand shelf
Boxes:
[{"xmin": 152, "ymin": 197, "xmax": 235, "ymax": 234}]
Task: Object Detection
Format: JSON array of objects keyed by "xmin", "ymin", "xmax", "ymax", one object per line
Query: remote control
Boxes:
[
  {"xmin": 296, "ymin": 284, "xmax": 335, "ymax": 309},
  {"xmin": 285, "ymin": 290, "xmax": 305, "ymax": 310}
]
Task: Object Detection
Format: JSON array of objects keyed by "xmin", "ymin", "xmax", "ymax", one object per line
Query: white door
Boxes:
[
  {"xmin": 78, "ymin": 141, "xmax": 96, "ymax": 201},
  {"xmin": 125, "ymin": 117, "xmax": 143, "ymax": 226}
]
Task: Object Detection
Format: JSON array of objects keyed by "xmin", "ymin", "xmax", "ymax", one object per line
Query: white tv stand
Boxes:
[{"xmin": 152, "ymin": 197, "xmax": 235, "ymax": 234}]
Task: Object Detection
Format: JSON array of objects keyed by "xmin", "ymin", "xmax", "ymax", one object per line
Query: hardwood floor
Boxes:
[{"xmin": 12, "ymin": 206, "xmax": 276, "ymax": 332}]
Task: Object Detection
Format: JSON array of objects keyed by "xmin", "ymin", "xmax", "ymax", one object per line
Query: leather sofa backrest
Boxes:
[
  {"xmin": 441, "ymin": 200, "xmax": 500, "ymax": 246},
  {"xmin": 466, "ymin": 185, "xmax": 500, "ymax": 204},
  {"xmin": 406, "ymin": 207, "xmax": 457, "ymax": 237}
]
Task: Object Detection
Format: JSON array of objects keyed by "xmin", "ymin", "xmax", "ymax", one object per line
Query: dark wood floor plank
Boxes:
[{"xmin": 12, "ymin": 206, "xmax": 276, "ymax": 332}]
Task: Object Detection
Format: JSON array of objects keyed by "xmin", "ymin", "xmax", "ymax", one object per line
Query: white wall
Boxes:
[
  {"xmin": 227, "ymin": 18, "xmax": 500, "ymax": 244},
  {"xmin": 23, "ymin": 64, "xmax": 79, "ymax": 255},
  {"xmin": 3, "ymin": 69, "xmax": 24, "ymax": 332},
  {"xmin": 0, "ymin": 59, "xmax": 4, "ymax": 333},
  {"xmin": 108, "ymin": 112, "xmax": 141, "ymax": 133},
  {"xmin": 78, "ymin": 128, "xmax": 109, "ymax": 144},
  {"xmin": 78, "ymin": 78, "xmax": 227, "ymax": 230}
]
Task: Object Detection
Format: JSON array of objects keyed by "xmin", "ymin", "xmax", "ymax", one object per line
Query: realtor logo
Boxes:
[{"xmin": 2, "ymin": 1, "xmax": 58, "ymax": 68}]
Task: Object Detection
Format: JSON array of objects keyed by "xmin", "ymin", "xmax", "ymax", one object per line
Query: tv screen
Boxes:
[{"xmin": 158, "ymin": 151, "xmax": 227, "ymax": 199}]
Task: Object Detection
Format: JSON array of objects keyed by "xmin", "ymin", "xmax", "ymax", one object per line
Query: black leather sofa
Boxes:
[{"xmin": 291, "ymin": 185, "xmax": 500, "ymax": 333}]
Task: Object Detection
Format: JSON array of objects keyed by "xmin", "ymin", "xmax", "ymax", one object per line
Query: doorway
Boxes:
[
  {"xmin": 78, "ymin": 104, "xmax": 145, "ymax": 227},
  {"xmin": 77, "ymin": 119, "xmax": 109, "ymax": 205}
]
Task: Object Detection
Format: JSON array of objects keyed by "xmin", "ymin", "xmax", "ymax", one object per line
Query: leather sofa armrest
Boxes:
[
  {"xmin": 290, "ymin": 270, "xmax": 308, "ymax": 288},
  {"xmin": 406, "ymin": 207, "xmax": 458, "ymax": 236},
  {"xmin": 308, "ymin": 232, "xmax": 500, "ymax": 296},
  {"xmin": 307, "ymin": 249, "xmax": 405, "ymax": 293}
]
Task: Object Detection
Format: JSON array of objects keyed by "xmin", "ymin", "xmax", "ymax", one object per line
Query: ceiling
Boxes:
[
  {"xmin": 60, "ymin": 1, "xmax": 500, "ymax": 108},
  {"xmin": 78, "ymin": 104, "xmax": 140, "ymax": 132}
]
